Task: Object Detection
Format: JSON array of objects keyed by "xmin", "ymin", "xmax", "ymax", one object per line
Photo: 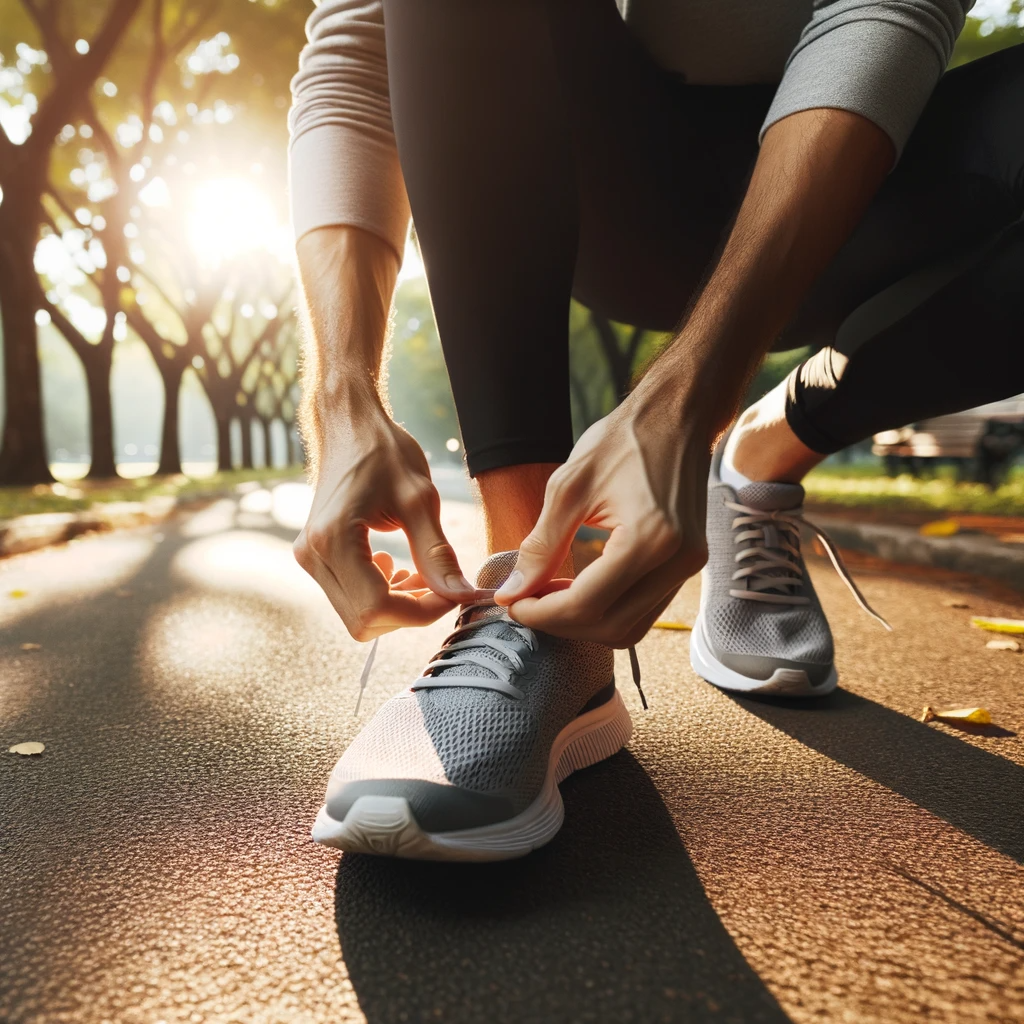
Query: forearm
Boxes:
[
  {"xmin": 639, "ymin": 108, "xmax": 894, "ymax": 438},
  {"xmin": 297, "ymin": 225, "xmax": 401, "ymax": 472}
]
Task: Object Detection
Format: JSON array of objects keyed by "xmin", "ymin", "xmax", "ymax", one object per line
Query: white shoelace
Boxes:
[{"xmin": 726, "ymin": 500, "xmax": 892, "ymax": 631}]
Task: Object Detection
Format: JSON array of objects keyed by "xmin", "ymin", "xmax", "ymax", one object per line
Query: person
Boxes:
[{"xmin": 289, "ymin": 0, "xmax": 1024, "ymax": 860}]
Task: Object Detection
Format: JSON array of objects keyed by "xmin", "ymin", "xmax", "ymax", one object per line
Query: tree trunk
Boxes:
[
  {"xmin": 0, "ymin": 209, "xmax": 53, "ymax": 485},
  {"xmin": 157, "ymin": 365, "xmax": 183, "ymax": 475},
  {"xmin": 240, "ymin": 414, "xmax": 254, "ymax": 470},
  {"xmin": 261, "ymin": 418, "xmax": 273, "ymax": 469},
  {"xmin": 216, "ymin": 415, "xmax": 233, "ymax": 472},
  {"xmin": 83, "ymin": 350, "xmax": 118, "ymax": 479}
]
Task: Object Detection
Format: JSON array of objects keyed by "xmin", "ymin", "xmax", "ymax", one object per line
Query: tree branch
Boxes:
[
  {"xmin": 42, "ymin": 295, "xmax": 95, "ymax": 364},
  {"xmin": 30, "ymin": 0, "xmax": 145, "ymax": 159}
]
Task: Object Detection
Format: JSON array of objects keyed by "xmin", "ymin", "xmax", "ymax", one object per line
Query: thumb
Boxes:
[
  {"xmin": 495, "ymin": 475, "xmax": 583, "ymax": 604},
  {"xmin": 400, "ymin": 487, "xmax": 476, "ymax": 601}
]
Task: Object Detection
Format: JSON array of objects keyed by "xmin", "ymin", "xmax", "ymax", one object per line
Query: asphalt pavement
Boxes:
[{"xmin": 2, "ymin": 483, "xmax": 1023, "ymax": 1024}]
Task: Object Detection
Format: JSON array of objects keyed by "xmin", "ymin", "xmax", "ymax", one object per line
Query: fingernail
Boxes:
[
  {"xmin": 446, "ymin": 573, "xmax": 475, "ymax": 594},
  {"xmin": 496, "ymin": 570, "xmax": 523, "ymax": 597}
]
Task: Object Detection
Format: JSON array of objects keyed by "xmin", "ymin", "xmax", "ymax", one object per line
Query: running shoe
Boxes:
[
  {"xmin": 691, "ymin": 433, "xmax": 890, "ymax": 696},
  {"xmin": 312, "ymin": 551, "xmax": 634, "ymax": 861}
]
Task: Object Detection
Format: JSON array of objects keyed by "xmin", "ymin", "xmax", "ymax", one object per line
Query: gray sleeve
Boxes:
[
  {"xmin": 288, "ymin": 0, "xmax": 410, "ymax": 255},
  {"xmin": 761, "ymin": 0, "xmax": 974, "ymax": 159}
]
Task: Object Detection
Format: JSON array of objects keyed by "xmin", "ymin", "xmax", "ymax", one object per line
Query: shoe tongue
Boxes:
[
  {"xmin": 474, "ymin": 550, "xmax": 519, "ymax": 589},
  {"xmin": 421, "ymin": 552, "xmax": 527, "ymax": 682},
  {"xmin": 735, "ymin": 481, "xmax": 805, "ymax": 511}
]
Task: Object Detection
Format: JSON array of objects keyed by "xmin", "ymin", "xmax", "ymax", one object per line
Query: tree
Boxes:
[
  {"xmin": 0, "ymin": 0, "xmax": 306, "ymax": 483},
  {"xmin": 0, "ymin": 0, "xmax": 143, "ymax": 484}
]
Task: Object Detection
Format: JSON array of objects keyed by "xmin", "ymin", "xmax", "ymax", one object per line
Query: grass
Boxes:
[
  {"xmin": 6, "ymin": 460, "xmax": 1024, "ymax": 522},
  {"xmin": 805, "ymin": 463, "xmax": 1024, "ymax": 517},
  {"xmin": 0, "ymin": 466, "xmax": 304, "ymax": 520}
]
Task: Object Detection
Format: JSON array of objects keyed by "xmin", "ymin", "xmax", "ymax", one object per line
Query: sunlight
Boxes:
[{"xmin": 185, "ymin": 176, "xmax": 289, "ymax": 267}]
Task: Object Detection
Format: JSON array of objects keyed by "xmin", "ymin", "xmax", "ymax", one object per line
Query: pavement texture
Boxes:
[{"xmin": 2, "ymin": 483, "xmax": 1023, "ymax": 1024}]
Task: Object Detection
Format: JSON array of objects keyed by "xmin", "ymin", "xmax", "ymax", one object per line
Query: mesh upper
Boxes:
[
  {"xmin": 703, "ymin": 477, "xmax": 833, "ymax": 665},
  {"xmin": 329, "ymin": 551, "xmax": 615, "ymax": 812}
]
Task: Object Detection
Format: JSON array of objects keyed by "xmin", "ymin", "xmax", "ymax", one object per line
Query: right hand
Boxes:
[{"xmin": 293, "ymin": 405, "xmax": 477, "ymax": 641}]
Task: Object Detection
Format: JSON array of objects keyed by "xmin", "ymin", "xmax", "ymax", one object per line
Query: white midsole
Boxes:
[
  {"xmin": 311, "ymin": 687, "xmax": 633, "ymax": 862},
  {"xmin": 691, "ymin": 572, "xmax": 837, "ymax": 696}
]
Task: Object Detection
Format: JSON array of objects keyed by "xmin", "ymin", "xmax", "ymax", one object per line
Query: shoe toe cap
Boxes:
[{"xmin": 326, "ymin": 778, "xmax": 516, "ymax": 834}]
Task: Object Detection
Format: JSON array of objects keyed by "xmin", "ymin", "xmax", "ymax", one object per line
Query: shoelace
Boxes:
[
  {"xmin": 410, "ymin": 603, "xmax": 536, "ymax": 700},
  {"xmin": 726, "ymin": 500, "xmax": 892, "ymax": 631},
  {"xmin": 353, "ymin": 601, "xmax": 648, "ymax": 713}
]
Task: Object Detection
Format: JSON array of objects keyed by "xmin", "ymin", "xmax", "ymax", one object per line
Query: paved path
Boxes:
[{"xmin": 2, "ymin": 485, "xmax": 1023, "ymax": 1024}]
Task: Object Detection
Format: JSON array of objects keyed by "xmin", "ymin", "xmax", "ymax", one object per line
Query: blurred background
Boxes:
[{"xmin": 0, "ymin": 0, "xmax": 1022, "ymax": 524}]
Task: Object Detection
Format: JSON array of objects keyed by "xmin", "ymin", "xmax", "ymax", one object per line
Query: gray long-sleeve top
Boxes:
[{"xmin": 288, "ymin": 0, "xmax": 973, "ymax": 256}]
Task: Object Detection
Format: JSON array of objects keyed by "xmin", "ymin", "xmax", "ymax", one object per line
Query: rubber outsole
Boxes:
[
  {"xmin": 690, "ymin": 614, "xmax": 838, "ymax": 696},
  {"xmin": 311, "ymin": 688, "xmax": 633, "ymax": 862}
]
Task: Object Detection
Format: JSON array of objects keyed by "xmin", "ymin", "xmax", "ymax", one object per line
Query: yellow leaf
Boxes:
[
  {"xmin": 971, "ymin": 616, "xmax": 1024, "ymax": 635},
  {"xmin": 920, "ymin": 705, "xmax": 992, "ymax": 725},
  {"xmin": 20, "ymin": 642, "xmax": 41, "ymax": 651},
  {"xmin": 7, "ymin": 589, "xmax": 27, "ymax": 599},
  {"xmin": 9, "ymin": 741, "xmax": 45, "ymax": 756},
  {"xmin": 919, "ymin": 519, "xmax": 960, "ymax": 537},
  {"xmin": 653, "ymin": 620, "xmax": 692, "ymax": 631}
]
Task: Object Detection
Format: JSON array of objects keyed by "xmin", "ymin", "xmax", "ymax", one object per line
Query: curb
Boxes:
[
  {"xmin": 0, "ymin": 476, "xmax": 305, "ymax": 560},
  {"xmin": 0, "ymin": 497, "xmax": 179, "ymax": 558},
  {"xmin": 808, "ymin": 514, "xmax": 1024, "ymax": 595}
]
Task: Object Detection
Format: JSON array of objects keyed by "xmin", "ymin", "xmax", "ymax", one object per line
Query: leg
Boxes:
[
  {"xmin": 382, "ymin": 0, "xmax": 769, "ymax": 555},
  {"xmin": 732, "ymin": 43, "xmax": 1024, "ymax": 480}
]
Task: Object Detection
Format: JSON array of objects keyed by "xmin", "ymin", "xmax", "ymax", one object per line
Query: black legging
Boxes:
[{"xmin": 382, "ymin": 0, "xmax": 1024, "ymax": 475}]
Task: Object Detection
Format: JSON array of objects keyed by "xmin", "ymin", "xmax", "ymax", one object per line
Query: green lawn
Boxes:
[
  {"xmin": 0, "ymin": 467, "xmax": 304, "ymax": 520},
  {"xmin": 805, "ymin": 464, "xmax": 1024, "ymax": 517}
]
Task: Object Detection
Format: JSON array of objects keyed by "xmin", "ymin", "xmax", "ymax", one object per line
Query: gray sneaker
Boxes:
[
  {"xmin": 312, "ymin": 551, "xmax": 633, "ymax": 861},
  {"xmin": 691, "ymin": 435, "xmax": 890, "ymax": 696}
]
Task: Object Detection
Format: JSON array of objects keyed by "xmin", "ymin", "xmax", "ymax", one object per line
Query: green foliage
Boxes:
[
  {"xmin": 951, "ymin": 3, "xmax": 1024, "ymax": 66},
  {"xmin": 386, "ymin": 279, "xmax": 462, "ymax": 463},
  {"xmin": 805, "ymin": 464, "xmax": 1024, "ymax": 516},
  {"xmin": 0, "ymin": 464, "xmax": 302, "ymax": 519}
]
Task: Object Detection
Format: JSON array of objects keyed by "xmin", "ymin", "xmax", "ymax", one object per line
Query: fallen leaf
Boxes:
[
  {"xmin": 919, "ymin": 519, "xmax": 960, "ymax": 537},
  {"xmin": 7, "ymin": 589, "xmax": 27, "ymax": 599},
  {"xmin": 8, "ymin": 741, "xmax": 45, "ymax": 756},
  {"xmin": 943, "ymin": 599, "xmax": 969, "ymax": 609},
  {"xmin": 986, "ymin": 639, "xmax": 1021, "ymax": 652},
  {"xmin": 19, "ymin": 642, "xmax": 41, "ymax": 651},
  {"xmin": 921, "ymin": 706, "xmax": 992, "ymax": 725},
  {"xmin": 653, "ymin": 620, "xmax": 692, "ymax": 631},
  {"xmin": 971, "ymin": 616, "xmax": 1024, "ymax": 635}
]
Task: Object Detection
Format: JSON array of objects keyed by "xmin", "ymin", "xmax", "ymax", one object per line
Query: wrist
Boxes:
[{"xmin": 631, "ymin": 348, "xmax": 740, "ymax": 446}]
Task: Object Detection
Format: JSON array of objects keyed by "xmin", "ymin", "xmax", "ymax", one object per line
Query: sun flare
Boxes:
[{"xmin": 185, "ymin": 176, "xmax": 289, "ymax": 266}]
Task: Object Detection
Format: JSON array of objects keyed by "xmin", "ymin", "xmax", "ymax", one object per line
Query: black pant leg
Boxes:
[
  {"xmin": 784, "ymin": 43, "xmax": 1024, "ymax": 453},
  {"xmin": 382, "ymin": 0, "xmax": 769, "ymax": 475}
]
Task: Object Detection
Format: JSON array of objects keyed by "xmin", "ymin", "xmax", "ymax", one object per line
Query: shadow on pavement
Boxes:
[
  {"xmin": 731, "ymin": 690, "xmax": 1024, "ymax": 865},
  {"xmin": 335, "ymin": 751, "xmax": 791, "ymax": 1024}
]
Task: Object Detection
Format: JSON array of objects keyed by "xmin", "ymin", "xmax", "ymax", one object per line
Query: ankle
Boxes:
[
  {"xmin": 727, "ymin": 384, "xmax": 824, "ymax": 484},
  {"xmin": 475, "ymin": 463, "xmax": 575, "ymax": 577}
]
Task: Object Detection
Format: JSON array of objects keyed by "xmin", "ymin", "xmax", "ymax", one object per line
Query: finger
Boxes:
[
  {"xmin": 510, "ymin": 545, "xmax": 697, "ymax": 645},
  {"xmin": 506, "ymin": 520, "xmax": 675, "ymax": 631},
  {"xmin": 389, "ymin": 567, "xmax": 411, "ymax": 585},
  {"xmin": 310, "ymin": 546, "xmax": 455, "ymax": 637},
  {"xmin": 494, "ymin": 469, "xmax": 586, "ymax": 605},
  {"xmin": 298, "ymin": 523, "xmax": 455, "ymax": 639},
  {"xmin": 397, "ymin": 482, "xmax": 476, "ymax": 601},
  {"xmin": 372, "ymin": 550, "xmax": 395, "ymax": 580}
]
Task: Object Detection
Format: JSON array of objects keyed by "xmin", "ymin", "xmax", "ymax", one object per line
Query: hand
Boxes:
[
  {"xmin": 493, "ymin": 382, "xmax": 711, "ymax": 647},
  {"xmin": 293, "ymin": 403, "xmax": 477, "ymax": 641}
]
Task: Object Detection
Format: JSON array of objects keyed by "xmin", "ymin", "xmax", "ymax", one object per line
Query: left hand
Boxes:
[{"xmin": 494, "ymin": 382, "xmax": 711, "ymax": 647}]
